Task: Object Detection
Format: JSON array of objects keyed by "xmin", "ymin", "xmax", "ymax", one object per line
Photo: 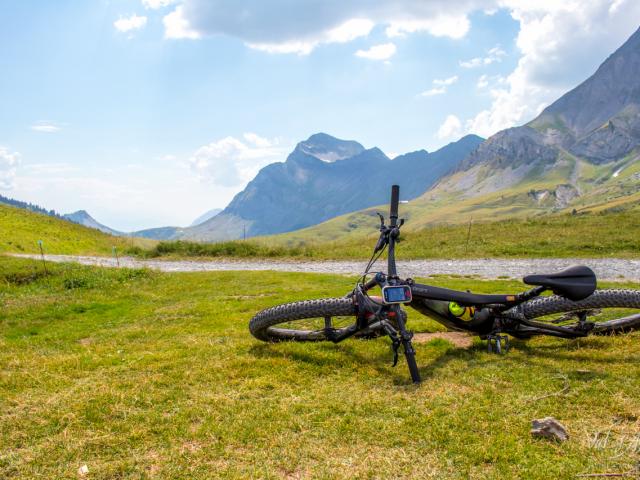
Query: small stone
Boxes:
[
  {"xmin": 78, "ymin": 464, "xmax": 89, "ymax": 477},
  {"xmin": 531, "ymin": 417, "xmax": 568, "ymax": 441}
]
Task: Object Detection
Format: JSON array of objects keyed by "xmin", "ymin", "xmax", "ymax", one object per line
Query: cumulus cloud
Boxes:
[
  {"xmin": 465, "ymin": 0, "xmax": 640, "ymax": 137},
  {"xmin": 161, "ymin": 1, "xmax": 489, "ymax": 52},
  {"xmin": 355, "ymin": 43, "xmax": 396, "ymax": 61},
  {"xmin": 31, "ymin": 122, "xmax": 61, "ymax": 133},
  {"xmin": 420, "ymin": 75, "xmax": 458, "ymax": 97},
  {"xmin": 163, "ymin": 6, "xmax": 201, "ymax": 39},
  {"xmin": 437, "ymin": 115, "xmax": 463, "ymax": 140},
  {"xmin": 189, "ymin": 134, "xmax": 290, "ymax": 187},
  {"xmin": 114, "ymin": 14, "xmax": 147, "ymax": 33},
  {"xmin": 0, "ymin": 147, "xmax": 21, "ymax": 189},
  {"xmin": 459, "ymin": 45, "xmax": 506, "ymax": 68}
]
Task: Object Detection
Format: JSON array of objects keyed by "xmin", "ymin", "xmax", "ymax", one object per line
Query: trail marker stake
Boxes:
[
  {"xmin": 37, "ymin": 240, "xmax": 48, "ymax": 274},
  {"xmin": 112, "ymin": 246, "xmax": 120, "ymax": 267}
]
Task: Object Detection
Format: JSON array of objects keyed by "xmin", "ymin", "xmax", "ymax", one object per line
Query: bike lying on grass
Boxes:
[{"xmin": 250, "ymin": 185, "xmax": 640, "ymax": 383}]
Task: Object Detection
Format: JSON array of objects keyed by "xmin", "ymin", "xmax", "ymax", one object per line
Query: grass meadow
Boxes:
[{"xmin": 1, "ymin": 256, "xmax": 639, "ymax": 478}]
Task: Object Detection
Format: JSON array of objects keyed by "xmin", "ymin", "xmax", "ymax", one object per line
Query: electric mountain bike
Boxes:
[{"xmin": 249, "ymin": 185, "xmax": 640, "ymax": 383}]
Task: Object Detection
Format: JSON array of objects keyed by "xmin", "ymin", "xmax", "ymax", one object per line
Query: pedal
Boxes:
[{"xmin": 486, "ymin": 334, "xmax": 510, "ymax": 354}]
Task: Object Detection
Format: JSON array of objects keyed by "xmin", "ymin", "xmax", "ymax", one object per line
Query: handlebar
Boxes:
[{"xmin": 389, "ymin": 184, "xmax": 399, "ymax": 227}]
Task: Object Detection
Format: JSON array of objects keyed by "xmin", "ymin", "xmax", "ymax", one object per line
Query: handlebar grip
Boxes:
[{"xmin": 389, "ymin": 185, "xmax": 400, "ymax": 225}]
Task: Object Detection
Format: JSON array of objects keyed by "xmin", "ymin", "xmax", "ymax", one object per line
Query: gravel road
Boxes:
[{"xmin": 11, "ymin": 254, "xmax": 640, "ymax": 281}]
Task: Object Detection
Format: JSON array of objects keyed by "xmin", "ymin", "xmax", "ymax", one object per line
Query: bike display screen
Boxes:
[{"xmin": 382, "ymin": 285, "xmax": 412, "ymax": 304}]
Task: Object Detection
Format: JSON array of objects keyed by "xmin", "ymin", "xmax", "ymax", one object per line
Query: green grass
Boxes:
[
  {"xmin": 148, "ymin": 209, "xmax": 640, "ymax": 260},
  {"xmin": 0, "ymin": 203, "xmax": 154, "ymax": 256},
  {"xmin": 1, "ymin": 256, "xmax": 639, "ymax": 478}
]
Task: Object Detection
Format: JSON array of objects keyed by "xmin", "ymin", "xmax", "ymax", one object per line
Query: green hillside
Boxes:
[{"xmin": 0, "ymin": 203, "xmax": 153, "ymax": 256}]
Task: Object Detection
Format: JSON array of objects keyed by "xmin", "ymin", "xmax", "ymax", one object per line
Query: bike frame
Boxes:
[{"xmin": 337, "ymin": 184, "xmax": 594, "ymax": 383}]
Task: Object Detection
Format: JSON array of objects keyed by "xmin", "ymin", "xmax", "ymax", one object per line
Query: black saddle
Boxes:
[{"xmin": 523, "ymin": 265, "xmax": 597, "ymax": 301}]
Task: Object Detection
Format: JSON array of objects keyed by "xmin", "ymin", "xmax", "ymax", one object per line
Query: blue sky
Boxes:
[{"xmin": 1, "ymin": 1, "xmax": 639, "ymax": 230}]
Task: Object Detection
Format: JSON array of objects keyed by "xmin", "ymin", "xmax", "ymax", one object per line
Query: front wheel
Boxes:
[
  {"xmin": 520, "ymin": 289, "xmax": 640, "ymax": 334},
  {"xmin": 250, "ymin": 298, "xmax": 358, "ymax": 342}
]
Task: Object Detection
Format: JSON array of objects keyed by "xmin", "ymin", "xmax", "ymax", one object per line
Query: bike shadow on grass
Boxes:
[
  {"xmin": 507, "ymin": 336, "xmax": 640, "ymax": 364},
  {"xmin": 248, "ymin": 335, "xmax": 633, "ymax": 386}
]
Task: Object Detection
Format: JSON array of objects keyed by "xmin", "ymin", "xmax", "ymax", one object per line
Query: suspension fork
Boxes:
[{"xmin": 392, "ymin": 304, "xmax": 421, "ymax": 384}]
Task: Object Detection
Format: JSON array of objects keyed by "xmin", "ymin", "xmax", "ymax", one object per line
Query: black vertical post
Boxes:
[{"xmin": 465, "ymin": 218, "xmax": 473, "ymax": 253}]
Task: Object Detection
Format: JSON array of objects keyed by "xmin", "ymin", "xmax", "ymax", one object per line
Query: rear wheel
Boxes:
[
  {"xmin": 520, "ymin": 289, "xmax": 640, "ymax": 334},
  {"xmin": 249, "ymin": 298, "xmax": 358, "ymax": 342}
]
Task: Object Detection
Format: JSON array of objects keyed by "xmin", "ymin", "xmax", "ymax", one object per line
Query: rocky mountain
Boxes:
[
  {"xmin": 180, "ymin": 132, "xmax": 483, "ymax": 241},
  {"xmin": 458, "ymin": 26, "xmax": 640, "ymax": 189},
  {"xmin": 280, "ymin": 26, "xmax": 640, "ymax": 243},
  {"xmin": 63, "ymin": 210, "xmax": 123, "ymax": 236}
]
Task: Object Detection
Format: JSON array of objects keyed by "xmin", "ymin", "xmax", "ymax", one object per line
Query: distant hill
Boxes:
[{"xmin": 63, "ymin": 210, "xmax": 123, "ymax": 236}]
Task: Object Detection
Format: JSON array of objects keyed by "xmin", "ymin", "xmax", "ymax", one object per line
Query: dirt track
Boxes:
[{"xmin": 11, "ymin": 254, "xmax": 640, "ymax": 282}]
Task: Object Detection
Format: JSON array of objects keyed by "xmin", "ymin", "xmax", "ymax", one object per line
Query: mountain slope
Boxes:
[
  {"xmin": 183, "ymin": 133, "xmax": 483, "ymax": 241},
  {"xmin": 276, "ymin": 27, "xmax": 640, "ymax": 243},
  {"xmin": 0, "ymin": 193, "xmax": 63, "ymax": 218},
  {"xmin": 0, "ymin": 203, "xmax": 152, "ymax": 255}
]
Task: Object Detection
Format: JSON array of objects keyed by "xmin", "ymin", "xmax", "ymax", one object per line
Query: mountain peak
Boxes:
[
  {"xmin": 295, "ymin": 132, "xmax": 365, "ymax": 162},
  {"xmin": 530, "ymin": 26, "xmax": 640, "ymax": 143},
  {"xmin": 63, "ymin": 210, "xmax": 122, "ymax": 236}
]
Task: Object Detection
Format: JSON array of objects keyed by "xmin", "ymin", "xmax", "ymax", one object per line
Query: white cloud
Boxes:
[
  {"xmin": 189, "ymin": 134, "xmax": 290, "ymax": 187},
  {"xmin": 249, "ymin": 19, "xmax": 375, "ymax": 55},
  {"xmin": 465, "ymin": 0, "xmax": 640, "ymax": 137},
  {"xmin": 437, "ymin": 115, "xmax": 463, "ymax": 140},
  {"xmin": 459, "ymin": 45, "xmax": 506, "ymax": 68},
  {"xmin": 30, "ymin": 122, "xmax": 61, "ymax": 133},
  {"xmin": 433, "ymin": 75, "xmax": 459, "ymax": 86},
  {"xmin": 420, "ymin": 87, "xmax": 446, "ymax": 97},
  {"xmin": 355, "ymin": 43, "xmax": 397, "ymax": 61},
  {"xmin": 161, "ymin": 1, "xmax": 482, "ymax": 53},
  {"xmin": 476, "ymin": 74, "xmax": 506, "ymax": 89},
  {"xmin": 326, "ymin": 19, "xmax": 375, "ymax": 43},
  {"xmin": 385, "ymin": 15, "xmax": 470, "ymax": 39},
  {"xmin": 163, "ymin": 6, "xmax": 201, "ymax": 39},
  {"xmin": 0, "ymin": 147, "xmax": 21, "ymax": 190},
  {"xmin": 420, "ymin": 75, "xmax": 458, "ymax": 97},
  {"xmin": 243, "ymin": 132, "xmax": 273, "ymax": 148},
  {"xmin": 114, "ymin": 14, "xmax": 148, "ymax": 33},
  {"xmin": 142, "ymin": 0, "xmax": 176, "ymax": 9}
]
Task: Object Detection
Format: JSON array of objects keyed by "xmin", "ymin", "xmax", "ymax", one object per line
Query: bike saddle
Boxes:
[{"xmin": 523, "ymin": 265, "xmax": 597, "ymax": 301}]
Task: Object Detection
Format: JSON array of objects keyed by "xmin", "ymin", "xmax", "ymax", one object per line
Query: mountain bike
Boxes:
[{"xmin": 249, "ymin": 185, "xmax": 640, "ymax": 383}]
